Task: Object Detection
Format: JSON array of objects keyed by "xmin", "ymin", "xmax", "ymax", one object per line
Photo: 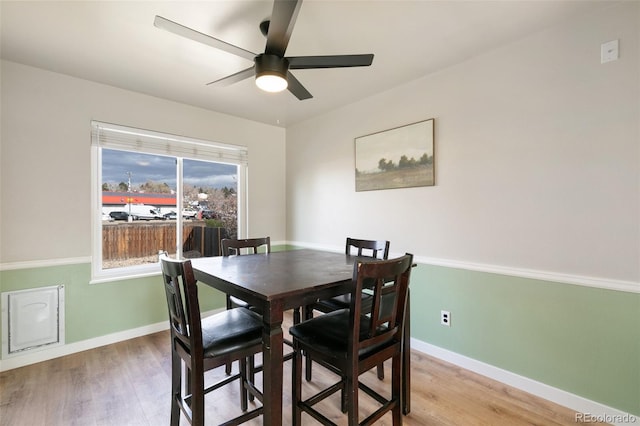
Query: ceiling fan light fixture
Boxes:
[
  {"xmin": 255, "ymin": 54, "xmax": 289, "ymax": 93},
  {"xmin": 256, "ymin": 74, "xmax": 288, "ymax": 92}
]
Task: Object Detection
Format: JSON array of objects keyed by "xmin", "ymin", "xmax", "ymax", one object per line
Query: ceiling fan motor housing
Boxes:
[{"xmin": 255, "ymin": 54, "xmax": 289, "ymax": 79}]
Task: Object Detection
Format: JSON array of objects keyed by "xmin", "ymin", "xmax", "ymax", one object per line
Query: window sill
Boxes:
[{"xmin": 90, "ymin": 263, "xmax": 161, "ymax": 284}]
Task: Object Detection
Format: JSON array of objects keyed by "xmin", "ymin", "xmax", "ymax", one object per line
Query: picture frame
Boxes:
[{"xmin": 355, "ymin": 118, "xmax": 434, "ymax": 192}]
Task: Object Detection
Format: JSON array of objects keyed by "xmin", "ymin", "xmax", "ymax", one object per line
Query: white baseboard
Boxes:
[
  {"xmin": 0, "ymin": 321, "xmax": 167, "ymax": 372},
  {"xmin": 2, "ymin": 312, "xmax": 636, "ymax": 425},
  {"xmin": 0, "ymin": 308, "xmax": 222, "ymax": 372},
  {"xmin": 412, "ymin": 339, "xmax": 639, "ymax": 426}
]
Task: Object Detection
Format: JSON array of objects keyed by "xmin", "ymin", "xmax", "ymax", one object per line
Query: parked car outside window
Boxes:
[{"xmin": 109, "ymin": 211, "xmax": 131, "ymax": 221}]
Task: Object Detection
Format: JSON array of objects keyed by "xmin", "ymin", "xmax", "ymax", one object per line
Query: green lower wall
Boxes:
[
  {"xmin": 0, "ymin": 263, "xmax": 224, "ymax": 344},
  {"xmin": 410, "ymin": 264, "xmax": 640, "ymax": 416},
  {"xmin": 1, "ymin": 254, "xmax": 638, "ymax": 416}
]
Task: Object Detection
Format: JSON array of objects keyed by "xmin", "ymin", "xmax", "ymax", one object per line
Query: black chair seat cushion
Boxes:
[
  {"xmin": 314, "ymin": 292, "xmax": 373, "ymax": 312},
  {"xmin": 228, "ymin": 295, "xmax": 251, "ymax": 309},
  {"xmin": 290, "ymin": 310, "xmax": 391, "ymax": 359},
  {"xmin": 229, "ymin": 295, "xmax": 264, "ymax": 315},
  {"xmin": 201, "ymin": 307, "xmax": 263, "ymax": 358}
]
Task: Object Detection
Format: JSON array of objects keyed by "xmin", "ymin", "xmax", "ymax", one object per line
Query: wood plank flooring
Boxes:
[{"xmin": 0, "ymin": 312, "xmax": 603, "ymax": 425}]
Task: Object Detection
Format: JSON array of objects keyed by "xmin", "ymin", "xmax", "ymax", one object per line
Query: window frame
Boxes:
[{"xmin": 90, "ymin": 121, "xmax": 248, "ymax": 283}]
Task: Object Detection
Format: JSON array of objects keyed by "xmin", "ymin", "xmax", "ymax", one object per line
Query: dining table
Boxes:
[{"xmin": 190, "ymin": 248, "xmax": 411, "ymax": 425}]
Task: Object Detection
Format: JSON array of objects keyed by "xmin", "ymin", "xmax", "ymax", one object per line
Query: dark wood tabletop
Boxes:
[
  {"xmin": 191, "ymin": 248, "xmax": 357, "ymax": 309},
  {"xmin": 190, "ymin": 248, "xmax": 410, "ymax": 425}
]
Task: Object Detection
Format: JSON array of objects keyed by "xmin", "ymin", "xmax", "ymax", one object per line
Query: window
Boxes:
[{"xmin": 91, "ymin": 121, "xmax": 247, "ymax": 283}]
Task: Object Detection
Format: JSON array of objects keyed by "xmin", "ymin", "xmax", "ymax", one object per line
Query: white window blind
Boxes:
[{"xmin": 91, "ymin": 121, "xmax": 248, "ymax": 166}]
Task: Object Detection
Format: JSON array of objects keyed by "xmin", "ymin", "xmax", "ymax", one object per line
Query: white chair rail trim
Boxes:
[
  {"xmin": 287, "ymin": 241, "xmax": 640, "ymax": 294},
  {"xmin": 1, "ymin": 243, "xmax": 638, "ymax": 294}
]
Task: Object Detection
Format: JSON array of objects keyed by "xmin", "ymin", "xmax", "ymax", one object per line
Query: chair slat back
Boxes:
[
  {"xmin": 345, "ymin": 237, "xmax": 390, "ymax": 260},
  {"xmin": 221, "ymin": 237, "xmax": 271, "ymax": 256},
  {"xmin": 160, "ymin": 255, "xmax": 202, "ymax": 352},
  {"xmin": 349, "ymin": 254, "xmax": 413, "ymax": 352}
]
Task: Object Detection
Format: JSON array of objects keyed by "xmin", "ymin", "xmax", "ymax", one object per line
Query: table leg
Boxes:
[{"xmin": 262, "ymin": 304, "xmax": 284, "ymax": 426}]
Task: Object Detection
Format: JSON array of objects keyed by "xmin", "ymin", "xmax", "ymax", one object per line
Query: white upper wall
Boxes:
[
  {"xmin": 0, "ymin": 60, "xmax": 286, "ymax": 263},
  {"xmin": 286, "ymin": 2, "xmax": 639, "ymax": 285}
]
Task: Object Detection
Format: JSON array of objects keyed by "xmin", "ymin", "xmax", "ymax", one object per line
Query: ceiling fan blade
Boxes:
[
  {"xmin": 154, "ymin": 15, "xmax": 256, "ymax": 61},
  {"xmin": 286, "ymin": 71, "xmax": 312, "ymax": 100},
  {"xmin": 265, "ymin": 0, "xmax": 303, "ymax": 57},
  {"xmin": 206, "ymin": 66, "xmax": 255, "ymax": 86},
  {"xmin": 288, "ymin": 54, "xmax": 374, "ymax": 69}
]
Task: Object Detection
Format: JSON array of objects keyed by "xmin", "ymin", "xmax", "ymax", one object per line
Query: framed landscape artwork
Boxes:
[{"xmin": 355, "ymin": 118, "xmax": 434, "ymax": 192}]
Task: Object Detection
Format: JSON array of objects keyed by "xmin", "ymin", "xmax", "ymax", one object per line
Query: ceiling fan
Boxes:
[{"xmin": 154, "ymin": 0, "xmax": 374, "ymax": 100}]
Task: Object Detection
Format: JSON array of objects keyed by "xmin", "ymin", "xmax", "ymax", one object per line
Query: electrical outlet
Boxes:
[{"xmin": 440, "ymin": 310, "xmax": 451, "ymax": 327}]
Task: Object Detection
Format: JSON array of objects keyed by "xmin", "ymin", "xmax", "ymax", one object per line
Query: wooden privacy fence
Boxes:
[
  {"xmin": 102, "ymin": 221, "xmax": 228, "ymax": 261},
  {"xmin": 185, "ymin": 226, "xmax": 228, "ymax": 257}
]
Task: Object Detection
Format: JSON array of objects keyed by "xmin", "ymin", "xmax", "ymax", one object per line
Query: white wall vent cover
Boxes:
[{"xmin": 1, "ymin": 285, "xmax": 65, "ymax": 357}]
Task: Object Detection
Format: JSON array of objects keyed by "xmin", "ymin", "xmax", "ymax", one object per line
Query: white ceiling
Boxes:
[{"xmin": 1, "ymin": 0, "xmax": 609, "ymax": 127}]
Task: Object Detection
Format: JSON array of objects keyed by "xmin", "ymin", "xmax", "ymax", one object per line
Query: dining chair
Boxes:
[
  {"xmin": 290, "ymin": 253, "xmax": 414, "ymax": 426},
  {"xmin": 303, "ymin": 237, "xmax": 390, "ymax": 381},
  {"xmin": 220, "ymin": 236, "xmax": 300, "ymax": 372},
  {"xmin": 221, "ymin": 237, "xmax": 270, "ymax": 376},
  {"xmin": 221, "ymin": 237, "xmax": 271, "ymax": 311},
  {"xmin": 160, "ymin": 255, "xmax": 264, "ymax": 426},
  {"xmin": 310, "ymin": 238, "xmax": 390, "ymax": 312}
]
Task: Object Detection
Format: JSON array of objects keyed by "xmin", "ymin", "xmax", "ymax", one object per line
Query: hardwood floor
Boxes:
[{"xmin": 0, "ymin": 312, "xmax": 601, "ymax": 426}]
